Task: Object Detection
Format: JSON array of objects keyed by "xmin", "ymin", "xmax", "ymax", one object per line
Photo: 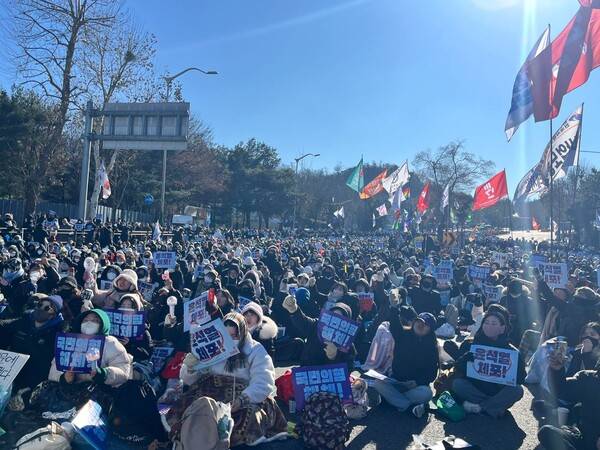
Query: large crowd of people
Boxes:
[{"xmin": 0, "ymin": 212, "xmax": 599, "ymax": 449}]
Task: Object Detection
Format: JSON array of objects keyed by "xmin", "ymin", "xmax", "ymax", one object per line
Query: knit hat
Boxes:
[
  {"xmin": 113, "ymin": 269, "xmax": 138, "ymax": 291},
  {"xmin": 330, "ymin": 302, "xmax": 352, "ymax": 319},
  {"xmin": 297, "ymin": 272, "xmax": 310, "ymax": 281},
  {"xmin": 241, "ymin": 301, "xmax": 264, "ymax": 323},
  {"xmin": 294, "ymin": 287, "xmax": 311, "ymax": 306},
  {"xmin": 574, "ymin": 286, "xmax": 600, "ymax": 303},
  {"xmin": 242, "ymin": 256, "xmax": 255, "ymax": 268},
  {"xmin": 484, "ymin": 304, "xmax": 510, "ymax": 327},
  {"xmin": 302, "ymin": 266, "xmax": 313, "ymax": 276},
  {"xmin": 58, "ymin": 276, "xmax": 78, "ymax": 291},
  {"xmin": 416, "ymin": 312, "xmax": 437, "ymax": 330}
]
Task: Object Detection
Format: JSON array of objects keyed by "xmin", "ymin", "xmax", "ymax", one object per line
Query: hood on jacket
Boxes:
[
  {"xmin": 74, "ymin": 308, "xmax": 111, "ymax": 335},
  {"xmin": 501, "ymin": 285, "xmax": 531, "ymax": 297},
  {"xmin": 330, "ymin": 302, "xmax": 352, "ymax": 319},
  {"xmin": 258, "ymin": 316, "xmax": 278, "ymax": 340}
]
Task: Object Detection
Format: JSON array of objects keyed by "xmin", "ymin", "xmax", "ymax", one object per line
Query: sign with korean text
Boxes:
[
  {"xmin": 358, "ymin": 292, "xmax": 375, "ymax": 313},
  {"xmin": 99, "ymin": 280, "xmax": 112, "ymax": 291},
  {"xmin": 317, "ymin": 309, "xmax": 360, "ymax": 353},
  {"xmin": 467, "ymin": 344, "xmax": 519, "ymax": 386},
  {"xmin": 183, "ymin": 291, "xmax": 210, "ymax": 332},
  {"xmin": 149, "ymin": 346, "xmax": 174, "ymax": 374},
  {"xmin": 0, "ymin": 350, "xmax": 30, "ymax": 391},
  {"xmin": 468, "ymin": 265, "xmax": 491, "ymax": 283},
  {"xmin": 483, "ymin": 284, "xmax": 503, "ymax": 303},
  {"xmin": 152, "ymin": 251, "xmax": 177, "ymax": 270},
  {"xmin": 530, "ymin": 253, "xmax": 548, "ymax": 268},
  {"xmin": 291, "ymin": 363, "xmax": 352, "ymax": 411},
  {"xmin": 104, "ymin": 309, "xmax": 145, "ymax": 339},
  {"xmin": 539, "ymin": 263, "xmax": 568, "ymax": 289},
  {"xmin": 138, "ymin": 280, "xmax": 155, "ymax": 301},
  {"xmin": 189, "ymin": 319, "xmax": 239, "ymax": 369},
  {"xmin": 433, "ymin": 260, "xmax": 454, "ymax": 285},
  {"xmin": 492, "ymin": 252, "xmax": 509, "ymax": 268},
  {"xmin": 54, "ymin": 333, "xmax": 105, "ymax": 374}
]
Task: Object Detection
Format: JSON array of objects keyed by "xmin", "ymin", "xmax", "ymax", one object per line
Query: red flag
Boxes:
[
  {"xmin": 532, "ymin": 216, "xmax": 541, "ymax": 231},
  {"xmin": 529, "ymin": 4, "xmax": 600, "ymax": 121},
  {"xmin": 472, "ymin": 170, "xmax": 509, "ymax": 211},
  {"xmin": 359, "ymin": 169, "xmax": 388, "ymax": 199},
  {"xmin": 416, "ymin": 182, "xmax": 431, "ymax": 214}
]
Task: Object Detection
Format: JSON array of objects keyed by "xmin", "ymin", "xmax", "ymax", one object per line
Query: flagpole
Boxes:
[
  {"xmin": 550, "ymin": 118, "xmax": 554, "ymax": 261},
  {"xmin": 571, "ymin": 103, "xmax": 584, "ymax": 248}
]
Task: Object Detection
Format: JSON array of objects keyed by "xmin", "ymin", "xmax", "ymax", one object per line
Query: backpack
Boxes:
[
  {"xmin": 173, "ymin": 396, "xmax": 233, "ymax": 450},
  {"xmin": 296, "ymin": 392, "xmax": 351, "ymax": 450},
  {"xmin": 13, "ymin": 422, "xmax": 71, "ymax": 450}
]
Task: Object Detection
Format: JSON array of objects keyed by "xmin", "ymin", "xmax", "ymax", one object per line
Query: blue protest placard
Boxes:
[
  {"xmin": 71, "ymin": 400, "xmax": 108, "ymax": 450},
  {"xmin": 190, "ymin": 319, "xmax": 239, "ymax": 369},
  {"xmin": 317, "ymin": 309, "xmax": 360, "ymax": 353},
  {"xmin": 467, "ymin": 344, "xmax": 519, "ymax": 386},
  {"xmin": 468, "ymin": 265, "xmax": 491, "ymax": 283},
  {"xmin": 433, "ymin": 260, "xmax": 454, "ymax": 285},
  {"xmin": 104, "ymin": 309, "xmax": 146, "ymax": 339},
  {"xmin": 183, "ymin": 291, "xmax": 210, "ymax": 332},
  {"xmin": 150, "ymin": 346, "xmax": 174, "ymax": 374},
  {"xmin": 291, "ymin": 363, "xmax": 352, "ymax": 411},
  {"xmin": 54, "ymin": 333, "xmax": 105, "ymax": 374},
  {"xmin": 530, "ymin": 253, "xmax": 548, "ymax": 268},
  {"xmin": 152, "ymin": 251, "xmax": 177, "ymax": 270}
]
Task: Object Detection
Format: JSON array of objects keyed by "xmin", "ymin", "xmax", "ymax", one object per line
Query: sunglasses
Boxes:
[{"xmin": 36, "ymin": 303, "xmax": 53, "ymax": 312}]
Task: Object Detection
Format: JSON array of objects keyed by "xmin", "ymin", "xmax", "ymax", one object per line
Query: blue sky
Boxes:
[{"xmin": 3, "ymin": 0, "xmax": 599, "ymax": 193}]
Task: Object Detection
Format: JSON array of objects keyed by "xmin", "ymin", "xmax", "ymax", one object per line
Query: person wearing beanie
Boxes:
[
  {"xmin": 241, "ymin": 301, "xmax": 278, "ymax": 356},
  {"xmin": 451, "ymin": 304, "xmax": 526, "ymax": 418},
  {"xmin": 178, "ymin": 312, "xmax": 287, "ymax": 447},
  {"xmin": 282, "ymin": 295, "xmax": 356, "ymax": 369},
  {"xmin": 92, "ymin": 268, "xmax": 143, "ymax": 310},
  {"xmin": 368, "ymin": 307, "xmax": 439, "ymax": 418},
  {"xmin": 0, "ymin": 293, "xmax": 67, "ymax": 406},
  {"xmin": 49, "ymin": 309, "xmax": 132, "ymax": 388},
  {"xmin": 499, "ymin": 277, "xmax": 539, "ymax": 345}
]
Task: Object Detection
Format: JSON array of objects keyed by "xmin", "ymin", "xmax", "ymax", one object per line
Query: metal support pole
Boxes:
[
  {"xmin": 78, "ymin": 100, "xmax": 94, "ymax": 220},
  {"xmin": 550, "ymin": 119, "xmax": 554, "ymax": 261},
  {"xmin": 161, "ymin": 149, "xmax": 167, "ymax": 223},
  {"xmin": 293, "ymin": 159, "xmax": 299, "ymax": 230}
]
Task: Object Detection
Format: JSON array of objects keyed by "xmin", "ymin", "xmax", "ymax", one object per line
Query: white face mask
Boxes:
[{"xmin": 81, "ymin": 322, "xmax": 100, "ymax": 335}]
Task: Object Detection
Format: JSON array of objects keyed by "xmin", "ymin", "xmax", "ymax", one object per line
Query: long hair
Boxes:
[{"xmin": 223, "ymin": 312, "xmax": 249, "ymax": 372}]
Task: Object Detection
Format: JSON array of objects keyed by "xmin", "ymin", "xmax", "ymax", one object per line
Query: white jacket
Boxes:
[
  {"xmin": 48, "ymin": 335, "xmax": 132, "ymax": 387},
  {"xmin": 180, "ymin": 334, "xmax": 276, "ymax": 404}
]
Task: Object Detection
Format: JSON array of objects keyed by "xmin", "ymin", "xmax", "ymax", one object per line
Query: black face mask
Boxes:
[
  {"xmin": 57, "ymin": 288, "xmax": 74, "ymax": 300},
  {"xmin": 583, "ymin": 336, "xmax": 599, "ymax": 348},
  {"xmin": 33, "ymin": 308, "xmax": 52, "ymax": 322},
  {"xmin": 422, "ymin": 282, "xmax": 433, "ymax": 290}
]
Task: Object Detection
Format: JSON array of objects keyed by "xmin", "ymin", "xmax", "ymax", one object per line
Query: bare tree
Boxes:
[{"xmin": 6, "ymin": 0, "xmax": 119, "ymax": 212}]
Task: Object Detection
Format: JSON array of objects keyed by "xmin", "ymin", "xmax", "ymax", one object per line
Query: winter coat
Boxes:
[
  {"xmin": 180, "ymin": 334, "xmax": 276, "ymax": 404},
  {"xmin": 0, "ymin": 313, "xmax": 66, "ymax": 390},
  {"xmin": 500, "ymin": 286, "xmax": 540, "ymax": 344},
  {"xmin": 409, "ymin": 287, "xmax": 442, "ymax": 316},
  {"xmin": 0, "ymin": 274, "xmax": 35, "ymax": 317},
  {"xmin": 92, "ymin": 288, "xmax": 144, "ymax": 310},
  {"xmin": 388, "ymin": 305, "xmax": 439, "ymax": 385},
  {"xmin": 48, "ymin": 309, "xmax": 132, "ymax": 387}
]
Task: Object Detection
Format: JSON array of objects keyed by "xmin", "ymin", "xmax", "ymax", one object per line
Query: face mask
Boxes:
[
  {"xmin": 33, "ymin": 308, "xmax": 52, "ymax": 322},
  {"xmin": 81, "ymin": 322, "xmax": 100, "ymax": 335},
  {"xmin": 583, "ymin": 336, "xmax": 599, "ymax": 347},
  {"xmin": 118, "ymin": 307, "xmax": 135, "ymax": 312}
]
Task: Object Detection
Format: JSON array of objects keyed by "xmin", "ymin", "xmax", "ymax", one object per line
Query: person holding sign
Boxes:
[
  {"xmin": 177, "ymin": 312, "xmax": 287, "ymax": 447},
  {"xmin": 92, "ymin": 269, "xmax": 143, "ymax": 310},
  {"xmin": 451, "ymin": 305, "xmax": 526, "ymax": 418},
  {"xmin": 49, "ymin": 309, "xmax": 132, "ymax": 388},
  {"xmin": 368, "ymin": 309, "xmax": 439, "ymax": 418},
  {"xmin": 111, "ymin": 294, "xmax": 152, "ymax": 362}
]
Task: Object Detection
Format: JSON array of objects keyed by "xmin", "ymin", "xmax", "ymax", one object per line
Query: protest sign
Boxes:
[
  {"xmin": 54, "ymin": 333, "xmax": 105, "ymax": 374},
  {"xmin": 104, "ymin": 309, "xmax": 145, "ymax": 339},
  {"xmin": 150, "ymin": 346, "xmax": 174, "ymax": 374},
  {"xmin": 433, "ymin": 260, "xmax": 454, "ymax": 285},
  {"xmin": 99, "ymin": 280, "xmax": 112, "ymax": 291},
  {"xmin": 189, "ymin": 319, "xmax": 239, "ymax": 369},
  {"xmin": 292, "ymin": 363, "xmax": 352, "ymax": 411},
  {"xmin": 530, "ymin": 253, "xmax": 548, "ymax": 268},
  {"xmin": 0, "ymin": 350, "xmax": 30, "ymax": 391},
  {"xmin": 317, "ymin": 309, "xmax": 360, "ymax": 353},
  {"xmin": 467, "ymin": 344, "xmax": 519, "ymax": 386},
  {"xmin": 482, "ymin": 284, "xmax": 503, "ymax": 303},
  {"xmin": 492, "ymin": 252, "xmax": 509, "ymax": 268},
  {"xmin": 358, "ymin": 292, "xmax": 375, "ymax": 313},
  {"xmin": 71, "ymin": 400, "xmax": 108, "ymax": 450},
  {"xmin": 138, "ymin": 280, "xmax": 155, "ymax": 301},
  {"xmin": 539, "ymin": 263, "xmax": 568, "ymax": 289},
  {"xmin": 468, "ymin": 265, "xmax": 491, "ymax": 283},
  {"xmin": 152, "ymin": 251, "xmax": 177, "ymax": 270},
  {"xmin": 237, "ymin": 296, "xmax": 252, "ymax": 311},
  {"xmin": 183, "ymin": 291, "xmax": 211, "ymax": 332}
]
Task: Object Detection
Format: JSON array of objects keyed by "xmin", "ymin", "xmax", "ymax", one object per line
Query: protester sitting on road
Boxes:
[
  {"xmin": 92, "ymin": 268, "xmax": 143, "ymax": 309},
  {"xmin": 451, "ymin": 304, "xmax": 526, "ymax": 418}
]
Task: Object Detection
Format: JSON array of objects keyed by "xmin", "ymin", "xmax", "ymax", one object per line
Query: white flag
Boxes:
[
  {"xmin": 372, "ymin": 213, "xmax": 376, "ymax": 228},
  {"xmin": 382, "ymin": 161, "xmax": 410, "ymax": 194},
  {"xmin": 153, "ymin": 221, "xmax": 162, "ymax": 241},
  {"xmin": 333, "ymin": 206, "xmax": 345, "ymax": 219},
  {"xmin": 97, "ymin": 162, "xmax": 111, "ymax": 200},
  {"xmin": 441, "ymin": 181, "xmax": 451, "ymax": 211},
  {"xmin": 376, "ymin": 204, "xmax": 388, "ymax": 217}
]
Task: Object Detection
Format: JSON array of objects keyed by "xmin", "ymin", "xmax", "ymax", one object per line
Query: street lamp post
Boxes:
[
  {"xmin": 160, "ymin": 67, "xmax": 217, "ymax": 223},
  {"xmin": 292, "ymin": 153, "xmax": 320, "ymax": 230}
]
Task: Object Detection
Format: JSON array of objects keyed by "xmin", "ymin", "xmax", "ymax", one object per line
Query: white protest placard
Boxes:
[
  {"xmin": 138, "ymin": 280, "xmax": 155, "ymax": 301},
  {"xmin": 183, "ymin": 291, "xmax": 210, "ymax": 332},
  {"xmin": 467, "ymin": 344, "xmax": 519, "ymax": 386},
  {"xmin": 539, "ymin": 262, "xmax": 568, "ymax": 289},
  {"xmin": 482, "ymin": 284, "xmax": 503, "ymax": 303},
  {"xmin": 433, "ymin": 261, "xmax": 454, "ymax": 286},
  {"xmin": 189, "ymin": 319, "xmax": 239, "ymax": 369},
  {"xmin": 492, "ymin": 252, "xmax": 509, "ymax": 268},
  {"xmin": 153, "ymin": 251, "xmax": 177, "ymax": 270},
  {"xmin": 71, "ymin": 400, "xmax": 108, "ymax": 450},
  {"xmin": 468, "ymin": 265, "xmax": 491, "ymax": 284},
  {"xmin": 0, "ymin": 350, "xmax": 30, "ymax": 391}
]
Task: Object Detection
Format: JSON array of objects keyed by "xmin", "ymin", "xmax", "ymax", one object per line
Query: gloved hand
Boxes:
[
  {"xmin": 325, "ymin": 342, "xmax": 338, "ymax": 360},
  {"xmin": 92, "ymin": 367, "xmax": 108, "ymax": 383},
  {"xmin": 282, "ymin": 295, "xmax": 298, "ymax": 313},
  {"xmin": 164, "ymin": 313, "xmax": 176, "ymax": 327}
]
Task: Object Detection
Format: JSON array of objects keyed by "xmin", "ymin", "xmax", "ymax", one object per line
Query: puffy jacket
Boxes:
[
  {"xmin": 180, "ymin": 333, "xmax": 276, "ymax": 404},
  {"xmin": 48, "ymin": 309, "xmax": 132, "ymax": 387}
]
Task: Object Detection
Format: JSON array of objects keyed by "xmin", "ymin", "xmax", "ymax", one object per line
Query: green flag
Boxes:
[{"xmin": 346, "ymin": 158, "xmax": 364, "ymax": 193}]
